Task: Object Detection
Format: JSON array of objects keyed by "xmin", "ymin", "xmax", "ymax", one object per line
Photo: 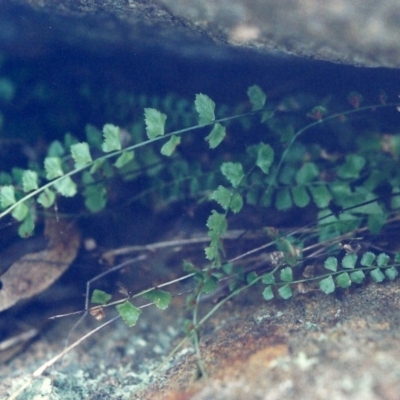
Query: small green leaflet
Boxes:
[
  {"xmin": 18, "ymin": 212, "xmax": 34, "ymax": 238},
  {"xmin": 319, "ymin": 276, "xmax": 335, "ymax": 294},
  {"xmin": 37, "ymin": 188, "xmax": 56, "ymax": 208},
  {"xmin": 143, "ymin": 289, "xmax": 172, "ymax": 310},
  {"xmin": 91, "ymin": 289, "xmax": 112, "ymax": 305},
  {"xmin": 201, "ymin": 276, "xmax": 218, "ymax": 294},
  {"xmin": 280, "ymin": 267, "xmax": 293, "ymax": 282},
  {"xmin": 342, "ymin": 253, "xmax": 357, "ymax": 269},
  {"xmin": 204, "ymin": 244, "xmax": 219, "ymax": 262},
  {"xmin": 47, "ymin": 140, "xmax": 65, "ymax": 157},
  {"xmin": 211, "ymin": 186, "xmax": 243, "ymax": 213},
  {"xmin": 324, "ymin": 256, "xmax": 338, "ymax": 272},
  {"xmin": 116, "ymin": 301, "xmax": 142, "ymax": 328},
  {"xmin": 221, "ymin": 162, "xmax": 244, "ymax": 188},
  {"xmin": 337, "ymin": 154, "xmax": 366, "ymax": 179},
  {"xmin": 275, "ymin": 187, "xmax": 292, "ymax": 210},
  {"xmin": 360, "ymin": 252, "xmax": 375, "ymax": 267},
  {"xmin": 22, "ymin": 170, "xmax": 38, "ymax": 192},
  {"xmin": 229, "ymin": 192, "xmax": 243, "ymax": 214},
  {"xmin": 84, "ymin": 183, "xmax": 107, "ymax": 212},
  {"xmin": 309, "ymin": 185, "xmax": 332, "ymax": 209},
  {"xmin": 256, "ymin": 143, "xmax": 274, "ymax": 174},
  {"xmin": 0, "ymin": 185, "xmax": 16, "ymax": 208},
  {"xmin": 262, "ymin": 273, "xmax": 275, "ymax": 284},
  {"xmin": 206, "ymin": 210, "xmax": 227, "ymax": 238},
  {"xmin": 377, "ymin": 252, "xmax": 390, "ymax": 267},
  {"xmin": 296, "ymin": 162, "xmax": 319, "ymax": 184},
  {"xmin": 54, "ymin": 176, "xmax": 77, "ymax": 197},
  {"xmin": 195, "ymin": 93, "xmax": 215, "ymax": 125},
  {"xmin": 278, "ymin": 284, "xmax": 292, "ymax": 299},
  {"xmin": 336, "ymin": 272, "xmax": 351, "ymax": 289},
  {"xmin": 205, "ymin": 122, "xmax": 226, "ymax": 149},
  {"xmin": 246, "ymin": 271, "xmax": 258, "ymax": 284},
  {"xmin": 102, "ymin": 124, "xmax": 122, "ymax": 152},
  {"xmin": 11, "ymin": 202, "xmax": 29, "ymax": 221},
  {"xmin": 44, "ymin": 157, "xmax": 64, "ymax": 180},
  {"xmin": 161, "ymin": 135, "xmax": 181, "ymax": 156},
  {"xmin": 385, "ymin": 267, "xmax": 398, "ymax": 281},
  {"xmin": 85, "ymin": 124, "xmax": 103, "ymax": 149},
  {"xmin": 370, "ymin": 268, "xmax": 385, "ymax": 283},
  {"xmin": 292, "ymin": 185, "xmax": 310, "ymax": 208},
  {"xmin": 262, "ymin": 285, "xmax": 274, "ymax": 301},
  {"xmin": 70, "ymin": 142, "xmax": 92, "ymax": 169},
  {"xmin": 247, "ymin": 85, "xmax": 266, "ymax": 111},
  {"xmin": 350, "ymin": 270, "xmax": 365, "ymax": 284},
  {"xmin": 212, "ymin": 186, "xmax": 231, "ymax": 211},
  {"xmin": 114, "ymin": 151, "xmax": 134, "ymax": 168},
  {"xmin": 144, "ymin": 108, "xmax": 167, "ymax": 139}
]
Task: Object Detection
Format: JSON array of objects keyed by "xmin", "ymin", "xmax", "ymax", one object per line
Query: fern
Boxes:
[{"xmin": 1, "ymin": 82, "xmax": 400, "ymax": 344}]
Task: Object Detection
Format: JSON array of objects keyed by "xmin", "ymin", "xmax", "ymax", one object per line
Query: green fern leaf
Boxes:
[
  {"xmin": 205, "ymin": 122, "xmax": 225, "ymax": 149},
  {"xmin": 114, "ymin": 150, "xmax": 134, "ymax": 168},
  {"xmin": 143, "ymin": 289, "xmax": 172, "ymax": 310},
  {"xmin": 17, "ymin": 212, "xmax": 34, "ymax": 238},
  {"xmin": 256, "ymin": 143, "xmax": 274, "ymax": 175},
  {"xmin": 377, "ymin": 253, "xmax": 390, "ymax": 267},
  {"xmin": 280, "ymin": 267, "xmax": 293, "ymax": 282},
  {"xmin": 336, "ymin": 272, "xmax": 351, "ymax": 288},
  {"xmin": 278, "ymin": 284, "xmax": 292, "ymax": 299},
  {"xmin": 70, "ymin": 142, "xmax": 92, "ymax": 169},
  {"xmin": 206, "ymin": 210, "xmax": 227, "ymax": 238},
  {"xmin": 144, "ymin": 108, "xmax": 167, "ymax": 139},
  {"xmin": 195, "ymin": 93, "xmax": 215, "ymax": 125},
  {"xmin": 44, "ymin": 157, "xmax": 64, "ymax": 180},
  {"xmin": 262, "ymin": 285, "xmax": 274, "ymax": 301},
  {"xmin": 275, "ymin": 188, "xmax": 292, "ymax": 210},
  {"xmin": 342, "ymin": 253, "xmax": 357, "ymax": 269},
  {"xmin": 91, "ymin": 289, "xmax": 112, "ymax": 305},
  {"xmin": 22, "ymin": 170, "xmax": 38, "ymax": 192},
  {"xmin": 350, "ymin": 270, "xmax": 365, "ymax": 284},
  {"xmin": 385, "ymin": 267, "xmax": 398, "ymax": 281},
  {"xmin": 309, "ymin": 185, "xmax": 332, "ymax": 208},
  {"xmin": 0, "ymin": 185, "xmax": 16, "ymax": 208},
  {"xmin": 319, "ymin": 276, "xmax": 335, "ymax": 294},
  {"xmin": 221, "ymin": 162, "xmax": 244, "ymax": 188},
  {"xmin": 116, "ymin": 301, "xmax": 142, "ymax": 327},
  {"xmin": 211, "ymin": 185, "xmax": 231, "ymax": 211},
  {"xmin": 102, "ymin": 124, "xmax": 122, "ymax": 152},
  {"xmin": 247, "ymin": 85, "xmax": 266, "ymax": 111},
  {"xmin": 11, "ymin": 202, "xmax": 29, "ymax": 221},
  {"xmin": 324, "ymin": 256, "xmax": 338, "ymax": 272},
  {"xmin": 370, "ymin": 268, "xmax": 385, "ymax": 283},
  {"xmin": 54, "ymin": 176, "xmax": 77, "ymax": 197},
  {"xmin": 360, "ymin": 252, "xmax": 376, "ymax": 267},
  {"xmin": 37, "ymin": 188, "xmax": 56, "ymax": 208},
  {"xmin": 161, "ymin": 135, "xmax": 181, "ymax": 156}
]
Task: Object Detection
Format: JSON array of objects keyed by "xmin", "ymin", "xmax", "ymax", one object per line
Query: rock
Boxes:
[{"xmin": 2, "ymin": 0, "xmax": 400, "ymax": 67}]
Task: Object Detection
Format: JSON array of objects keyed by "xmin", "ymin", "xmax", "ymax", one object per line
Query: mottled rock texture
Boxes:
[{"xmin": 3, "ymin": 0, "xmax": 400, "ymax": 67}]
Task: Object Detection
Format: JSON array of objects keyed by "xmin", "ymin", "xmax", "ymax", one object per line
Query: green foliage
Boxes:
[
  {"xmin": 91, "ymin": 289, "xmax": 112, "ymax": 305},
  {"xmin": 143, "ymin": 289, "xmax": 172, "ymax": 310},
  {"xmin": 195, "ymin": 93, "xmax": 215, "ymax": 125},
  {"xmin": 116, "ymin": 301, "xmax": 142, "ymax": 328},
  {"xmin": 1, "ymin": 82, "xmax": 400, "ymax": 351}
]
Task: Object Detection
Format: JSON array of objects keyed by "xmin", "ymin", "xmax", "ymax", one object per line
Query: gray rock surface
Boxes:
[{"xmin": 3, "ymin": 0, "xmax": 400, "ymax": 67}]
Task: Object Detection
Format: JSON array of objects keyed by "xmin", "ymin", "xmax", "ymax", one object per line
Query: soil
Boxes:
[{"xmin": 1, "ymin": 243, "xmax": 399, "ymax": 399}]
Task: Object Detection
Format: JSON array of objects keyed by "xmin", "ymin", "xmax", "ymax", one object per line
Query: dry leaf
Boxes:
[{"xmin": 0, "ymin": 217, "xmax": 80, "ymax": 312}]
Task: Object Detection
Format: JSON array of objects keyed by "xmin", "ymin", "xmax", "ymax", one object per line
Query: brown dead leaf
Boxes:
[{"xmin": 0, "ymin": 217, "xmax": 80, "ymax": 312}]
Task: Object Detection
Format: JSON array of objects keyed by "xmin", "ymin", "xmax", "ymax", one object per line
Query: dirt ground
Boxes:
[{"xmin": 1, "ymin": 264, "xmax": 399, "ymax": 399}]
